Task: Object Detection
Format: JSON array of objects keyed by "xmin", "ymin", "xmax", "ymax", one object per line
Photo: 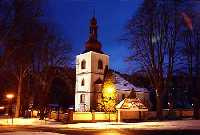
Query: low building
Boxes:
[{"xmin": 112, "ymin": 73, "xmax": 152, "ymax": 108}]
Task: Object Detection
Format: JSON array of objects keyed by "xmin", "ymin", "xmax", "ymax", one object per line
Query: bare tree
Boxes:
[
  {"xmin": 32, "ymin": 27, "xmax": 72, "ymax": 115},
  {"xmin": 123, "ymin": 0, "xmax": 188, "ymax": 119},
  {"xmin": 0, "ymin": 0, "xmax": 72, "ymax": 117},
  {"xmin": 180, "ymin": 10, "xmax": 200, "ymax": 119},
  {"xmin": 0, "ymin": 0, "xmax": 44, "ymax": 117}
]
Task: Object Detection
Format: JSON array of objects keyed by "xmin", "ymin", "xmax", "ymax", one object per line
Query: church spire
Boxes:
[
  {"xmin": 89, "ymin": 16, "xmax": 98, "ymax": 40},
  {"xmin": 84, "ymin": 15, "xmax": 103, "ymax": 54}
]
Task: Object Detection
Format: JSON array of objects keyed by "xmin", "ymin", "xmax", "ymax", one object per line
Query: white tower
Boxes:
[{"xmin": 75, "ymin": 17, "xmax": 109, "ymax": 112}]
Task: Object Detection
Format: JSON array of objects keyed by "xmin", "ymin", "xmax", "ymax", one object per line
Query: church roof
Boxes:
[
  {"xmin": 102, "ymin": 71, "xmax": 149, "ymax": 93},
  {"xmin": 112, "ymin": 73, "xmax": 149, "ymax": 93}
]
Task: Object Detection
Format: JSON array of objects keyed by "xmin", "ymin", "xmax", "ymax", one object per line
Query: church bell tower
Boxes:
[{"xmin": 75, "ymin": 17, "xmax": 109, "ymax": 112}]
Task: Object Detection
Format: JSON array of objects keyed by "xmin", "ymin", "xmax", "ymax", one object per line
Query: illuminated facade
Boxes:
[
  {"xmin": 75, "ymin": 17, "xmax": 151, "ymax": 112},
  {"xmin": 75, "ymin": 17, "xmax": 109, "ymax": 112}
]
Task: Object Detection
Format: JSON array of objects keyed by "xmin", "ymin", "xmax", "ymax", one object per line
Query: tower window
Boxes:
[
  {"xmin": 81, "ymin": 60, "xmax": 86, "ymax": 69},
  {"xmin": 98, "ymin": 59, "xmax": 103, "ymax": 69},
  {"xmin": 80, "ymin": 94, "xmax": 85, "ymax": 103},
  {"xmin": 122, "ymin": 94, "xmax": 126, "ymax": 99},
  {"xmin": 81, "ymin": 79, "xmax": 85, "ymax": 86}
]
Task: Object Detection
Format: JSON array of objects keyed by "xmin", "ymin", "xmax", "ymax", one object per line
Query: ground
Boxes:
[
  {"xmin": 0, "ymin": 132, "xmax": 62, "ymax": 135},
  {"xmin": 0, "ymin": 118, "xmax": 200, "ymax": 134}
]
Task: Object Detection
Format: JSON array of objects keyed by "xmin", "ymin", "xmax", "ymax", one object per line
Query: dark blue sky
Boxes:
[{"xmin": 45, "ymin": 0, "xmax": 143, "ymax": 73}]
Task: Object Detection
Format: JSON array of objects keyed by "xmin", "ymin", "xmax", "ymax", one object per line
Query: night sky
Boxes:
[{"xmin": 45, "ymin": 0, "xmax": 143, "ymax": 73}]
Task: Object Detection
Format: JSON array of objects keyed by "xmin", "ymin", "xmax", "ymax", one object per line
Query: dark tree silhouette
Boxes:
[
  {"xmin": 123, "ymin": 0, "xmax": 199, "ymax": 119},
  {"xmin": 0, "ymin": 0, "xmax": 72, "ymax": 117}
]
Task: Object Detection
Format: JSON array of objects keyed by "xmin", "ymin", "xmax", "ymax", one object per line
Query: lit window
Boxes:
[
  {"xmin": 81, "ymin": 60, "xmax": 86, "ymax": 69},
  {"xmin": 80, "ymin": 94, "xmax": 85, "ymax": 103},
  {"xmin": 98, "ymin": 59, "xmax": 103, "ymax": 69},
  {"xmin": 81, "ymin": 79, "xmax": 85, "ymax": 86}
]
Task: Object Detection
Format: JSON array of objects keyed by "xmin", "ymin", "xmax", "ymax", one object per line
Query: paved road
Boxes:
[
  {"xmin": 0, "ymin": 132, "xmax": 62, "ymax": 135},
  {"xmin": 1, "ymin": 119, "xmax": 200, "ymax": 134},
  {"xmin": 0, "ymin": 126, "xmax": 200, "ymax": 135}
]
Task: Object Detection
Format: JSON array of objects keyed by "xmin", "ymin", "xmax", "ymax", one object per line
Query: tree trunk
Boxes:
[
  {"xmin": 15, "ymin": 76, "xmax": 22, "ymax": 117},
  {"xmin": 57, "ymin": 106, "xmax": 60, "ymax": 121},
  {"xmin": 193, "ymin": 36, "xmax": 200, "ymax": 119},
  {"xmin": 156, "ymin": 90, "xmax": 163, "ymax": 120}
]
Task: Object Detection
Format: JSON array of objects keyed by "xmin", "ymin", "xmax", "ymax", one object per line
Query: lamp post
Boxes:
[{"xmin": 6, "ymin": 94, "xmax": 14, "ymax": 125}]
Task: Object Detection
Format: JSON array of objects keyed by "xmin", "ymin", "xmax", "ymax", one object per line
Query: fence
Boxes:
[
  {"xmin": 49, "ymin": 109, "xmax": 193, "ymax": 123},
  {"xmin": 118, "ymin": 109, "xmax": 193, "ymax": 122},
  {"xmin": 49, "ymin": 111, "xmax": 117, "ymax": 123}
]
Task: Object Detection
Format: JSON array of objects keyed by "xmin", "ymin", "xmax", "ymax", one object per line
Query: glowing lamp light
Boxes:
[
  {"xmin": 105, "ymin": 87, "xmax": 115, "ymax": 95},
  {"xmin": 0, "ymin": 106, "xmax": 5, "ymax": 110},
  {"xmin": 102, "ymin": 79, "xmax": 116, "ymax": 98},
  {"xmin": 6, "ymin": 94, "xmax": 14, "ymax": 99}
]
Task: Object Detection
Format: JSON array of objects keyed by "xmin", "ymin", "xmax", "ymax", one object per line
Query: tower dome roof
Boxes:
[
  {"xmin": 85, "ymin": 39, "xmax": 102, "ymax": 53},
  {"xmin": 83, "ymin": 16, "xmax": 103, "ymax": 54}
]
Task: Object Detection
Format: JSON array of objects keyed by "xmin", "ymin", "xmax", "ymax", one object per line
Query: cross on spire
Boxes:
[{"xmin": 93, "ymin": 8, "xmax": 95, "ymax": 17}]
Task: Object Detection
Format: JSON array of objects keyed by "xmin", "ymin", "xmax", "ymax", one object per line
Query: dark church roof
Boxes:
[
  {"xmin": 104, "ymin": 70, "xmax": 150, "ymax": 93},
  {"xmin": 83, "ymin": 17, "xmax": 104, "ymax": 54}
]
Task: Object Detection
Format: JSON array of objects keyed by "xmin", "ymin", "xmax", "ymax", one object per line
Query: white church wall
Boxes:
[
  {"xmin": 75, "ymin": 92, "xmax": 91, "ymax": 112},
  {"xmin": 76, "ymin": 52, "xmax": 92, "ymax": 74},
  {"xmin": 76, "ymin": 74, "xmax": 91, "ymax": 92},
  {"xmin": 91, "ymin": 51, "xmax": 109, "ymax": 74},
  {"xmin": 75, "ymin": 52, "xmax": 93, "ymax": 111},
  {"xmin": 75, "ymin": 51, "xmax": 109, "ymax": 112}
]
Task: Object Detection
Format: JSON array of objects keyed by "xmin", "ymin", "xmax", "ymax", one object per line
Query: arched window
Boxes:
[
  {"xmin": 122, "ymin": 94, "xmax": 126, "ymax": 100},
  {"xmin": 80, "ymin": 94, "xmax": 85, "ymax": 103},
  {"xmin": 81, "ymin": 79, "xmax": 85, "ymax": 86},
  {"xmin": 81, "ymin": 60, "xmax": 86, "ymax": 69},
  {"xmin": 98, "ymin": 59, "xmax": 103, "ymax": 69}
]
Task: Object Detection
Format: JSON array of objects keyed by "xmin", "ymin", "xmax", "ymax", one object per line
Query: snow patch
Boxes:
[{"xmin": 113, "ymin": 73, "xmax": 149, "ymax": 92}]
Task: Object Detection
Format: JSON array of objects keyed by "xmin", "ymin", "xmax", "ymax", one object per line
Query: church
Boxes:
[{"xmin": 75, "ymin": 16, "xmax": 151, "ymax": 112}]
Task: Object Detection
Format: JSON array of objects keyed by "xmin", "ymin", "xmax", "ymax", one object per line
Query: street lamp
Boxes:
[
  {"xmin": 0, "ymin": 106, "xmax": 5, "ymax": 110},
  {"xmin": 6, "ymin": 94, "xmax": 14, "ymax": 99},
  {"xmin": 6, "ymin": 94, "xmax": 14, "ymax": 125}
]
